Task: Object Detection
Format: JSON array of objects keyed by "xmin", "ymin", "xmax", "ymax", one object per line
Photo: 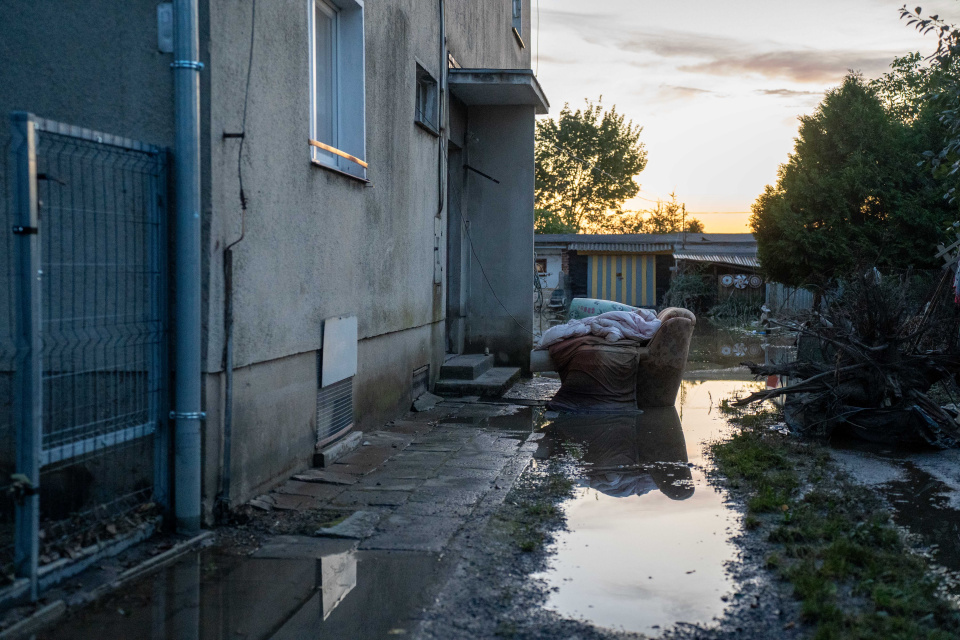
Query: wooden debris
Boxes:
[{"xmin": 736, "ymin": 270, "xmax": 960, "ymax": 448}]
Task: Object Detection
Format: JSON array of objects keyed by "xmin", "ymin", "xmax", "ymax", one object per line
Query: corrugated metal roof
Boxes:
[
  {"xmin": 568, "ymin": 242, "xmax": 674, "ymax": 253},
  {"xmin": 674, "ymin": 253, "xmax": 760, "ymax": 268},
  {"xmin": 536, "ymin": 232, "xmax": 756, "ymax": 245}
]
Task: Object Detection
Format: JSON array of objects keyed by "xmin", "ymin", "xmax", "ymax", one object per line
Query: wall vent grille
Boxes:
[
  {"xmin": 317, "ymin": 375, "xmax": 354, "ymax": 447},
  {"xmin": 412, "ymin": 365, "xmax": 430, "ymax": 400}
]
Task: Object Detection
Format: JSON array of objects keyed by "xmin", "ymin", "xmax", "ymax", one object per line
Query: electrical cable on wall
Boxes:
[
  {"xmin": 450, "ymin": 175, "xmax": 537, "ymax": 336},
  {"xmin": 227, "ymin": 0, "xmax": 257, "ymax": 252},
  {"xmin": 218, "ymin": 0, "xmax": 257, "ymax": 516}
]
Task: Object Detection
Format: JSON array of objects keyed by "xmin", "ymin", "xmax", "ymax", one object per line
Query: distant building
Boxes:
[{"xmin": 535, "ymin": 233, "xmax": 758, "ymax": 306}]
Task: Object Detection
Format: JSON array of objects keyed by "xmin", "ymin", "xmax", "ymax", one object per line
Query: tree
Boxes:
[
  {"xmin": 869, "ymin": 52, "xmax": 933, "ymax": 122},
  {"xmin": 535, "ymin": 98, "xmax": 647, "ymax": 233},
  {"xmin": 596, "ymin": 209, "xmax": 646, "ymax": 234},
  {"xmin": 643, "ymin": 193, "xmax": 688, "ymax": 233},
  {"xmin": 898, "ymin": 7, "xmax": 960, "ymax": 201},
  {"xmin": 593, "ymin": 193, "xmax": 704, "ymax": 234},
  {"xmin": 534, "ymin": 208, "xmax": 577, "ymax": 234},
  {"xmin": 751, "ymin": 74, "xmax": 953, "ymax": 288}
]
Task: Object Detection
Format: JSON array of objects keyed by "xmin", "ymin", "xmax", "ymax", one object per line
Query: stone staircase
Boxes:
[{"xmin": 434, "ymin": 354, "xmax": 521, "ymax": 397}]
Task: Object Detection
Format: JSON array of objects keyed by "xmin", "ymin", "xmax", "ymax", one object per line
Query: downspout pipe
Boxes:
[
  {"xmin": 172, "ymin": 0, "xmax": 203, "ymax": 534},
  {"xmin": 437, "ymin": 0, "xmax": 446, "ymax": 217}
]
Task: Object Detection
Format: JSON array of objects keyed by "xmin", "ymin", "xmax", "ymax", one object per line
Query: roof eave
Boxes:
[{"xmin": 448, "ymin": 69, "xmax": 550, "ymax": 115}]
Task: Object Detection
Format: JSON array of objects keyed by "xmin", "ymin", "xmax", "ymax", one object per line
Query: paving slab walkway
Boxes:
[{"xmin": 247, "ymin": 400, "xmax": 541, "ymax": 555}]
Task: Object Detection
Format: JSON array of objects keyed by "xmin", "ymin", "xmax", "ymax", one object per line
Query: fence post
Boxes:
[
  {"xmin": 153, "ymin": 149, "xmax": 171, "ymax": 517},
  {"xmin": 10, "ymin": 112, "xmax": 41, "ymax": 601}
]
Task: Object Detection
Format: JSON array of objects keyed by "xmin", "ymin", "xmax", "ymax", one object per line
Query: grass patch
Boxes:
[
  {"xmin": 712, "ymin": 401, "xmax": 960, "ymax": 639},
  {"xmin": 499, "ymin": 460, "xmax": 576, "ymax": 553}
]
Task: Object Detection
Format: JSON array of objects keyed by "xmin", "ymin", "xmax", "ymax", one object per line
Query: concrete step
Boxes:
[
  {"xmin": 434, "ymin": 367, "xmax": 521, "ymax": 398},
  {"xmin": 439, "ymin": 354, "xmax": 495, "ymax": 380}
]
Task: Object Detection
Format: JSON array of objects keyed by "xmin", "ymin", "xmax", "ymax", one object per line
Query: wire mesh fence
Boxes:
[{"xmin": 0, "ymin": 113, "xmax": 168, "ymax": 592}]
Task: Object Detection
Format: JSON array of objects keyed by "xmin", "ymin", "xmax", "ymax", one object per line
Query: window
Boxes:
[
  {"xmin": 415, "ymin": 64, "xmax": 439, "ymax": 134},
  {"xmin": 512, "ymin": 0, "xmax": 523, "ymax": 39},
  {"xmin": 309, "ymin": 0, "xmax": 366, "ymax": 178}
]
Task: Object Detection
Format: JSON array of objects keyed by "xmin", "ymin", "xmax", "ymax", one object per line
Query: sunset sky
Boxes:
[{"xmin": 533, "ymin": 0, "xmax": 960, "ymax": 232}]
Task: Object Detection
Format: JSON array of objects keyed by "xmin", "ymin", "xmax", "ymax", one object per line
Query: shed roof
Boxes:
[
  {"xmin": 567, "ymin": 241, "xmax": 675, "ymax": 253},
  {"xmin": 673, "ymin": 253, "xmax": 761, "ymax": 268},
  {"xmin": 535, "ymin": 233, "xmax": 757, "ymax": 254},
  {"xmin": 536, "ymin": 232, "xmax": 755, "ymax": 244}
]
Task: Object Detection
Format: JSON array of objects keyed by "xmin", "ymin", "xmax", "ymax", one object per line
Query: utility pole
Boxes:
[{"xmin": 682, "ymin": 203, "xmax": 687, "ymax": 247}]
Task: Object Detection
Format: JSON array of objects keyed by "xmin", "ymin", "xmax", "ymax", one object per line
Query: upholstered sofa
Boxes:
[{"xmin": 530, "ymin": 307, "xmax": 697, "ymax": 410}]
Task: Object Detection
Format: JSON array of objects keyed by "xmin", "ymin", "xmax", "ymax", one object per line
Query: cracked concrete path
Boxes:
[{"xmin": 247, "ymin": 400, "xmax": 541, "ymax": 555}]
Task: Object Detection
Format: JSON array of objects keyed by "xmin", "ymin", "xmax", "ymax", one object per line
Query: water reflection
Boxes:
[
  {"xmin": 42, "ymin": 543, "xmax": 446, "ymax": 640},
  {"xmin": 687, "ymin": 322, "xmax": 796, "ymax": 372},
  {"xmin": 536, "ymin": 409, "xmax": 693, "ymax": 500},
  {"xmin": 535, "ymin": 380, "xmax": 761, "ymax": 636}
]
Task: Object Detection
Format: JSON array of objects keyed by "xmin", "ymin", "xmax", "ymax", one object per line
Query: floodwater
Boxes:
[
  {"xmin": 532, "ymin": 379, "xmax": 761, "ymax": 636},
  {"xmin": 525, "ymin": 321, "xmax": 786, "ymax": 635},
  {"xmin": 41, "ymin": 544, "xmax": 451, "ymax": 640}
]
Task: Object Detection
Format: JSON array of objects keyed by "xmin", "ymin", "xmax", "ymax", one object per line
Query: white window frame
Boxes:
[
  {"xmin": 309, "ymin": 0, "xmax": 367, "ymax": 179},
  {"xmin": 310, "ymin": 0, "xmax": 339, "ymax": 166}
]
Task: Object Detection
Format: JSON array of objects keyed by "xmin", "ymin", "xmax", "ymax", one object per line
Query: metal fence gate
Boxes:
[{"xmin": 0, "ymin": 113, "xmax": 168, "ymax": 600}]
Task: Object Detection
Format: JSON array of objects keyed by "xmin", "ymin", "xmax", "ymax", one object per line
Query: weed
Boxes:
[
  {"xmin": 711, "ymin": 405, "xmax": 960, "ymax": 638},
  {"xmin": 498, "ymin": 457, "xmax": 576, "ymax": 554}
]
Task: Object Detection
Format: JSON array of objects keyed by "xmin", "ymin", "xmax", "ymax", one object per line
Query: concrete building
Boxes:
[{"xmin": 2, "ymin": 0, "xmax": 547, "ymax": 523}]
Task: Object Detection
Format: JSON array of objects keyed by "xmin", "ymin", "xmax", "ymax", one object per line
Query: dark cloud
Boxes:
[
  {"xmin": 681, "ymin": 50, "xmax": 895, "ymax": 83},
  {"xmin": 658, "ymin": 84, "xmax": 715, "ymax": 100},
  {"xmin": 582, "ymin": 27, "xmax": 747, "ymax": 61},
  {"xmin": 538, "ymin": 13, "xmax": 898, "ymax": 85},
  {"xmin": 756, "ymin": 88, "xmax": 824, "ymax": 97},
  {"xmin": 610, "ymin": 32, "xmax": 746, "ymax": 60}
]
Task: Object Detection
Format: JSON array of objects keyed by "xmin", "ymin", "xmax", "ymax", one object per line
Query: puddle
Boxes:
[
  {"xmin": 881, "ymin": 463, "xmax": 960, "ymax": 571},
  {"xmin": 833, "ymin": 438, "xmax": 960, "ymax": 574},
  {"xmin": 439, "ymin": 404, "xmax": 544, "ymax": 436},
  {"xmin": 485, "ymin": 406, "xmax": 542, "ymax": 433},
  {"xmin": 41, "ymin": 546, "xmax": 449, "ymax": 640},
  {"xmin": 532, "ymin": 379, "xmax": 762, "ymax": 636},
  {"xmin": 686, "ymin": 324, "xmax": 795, "ymax": 372}
]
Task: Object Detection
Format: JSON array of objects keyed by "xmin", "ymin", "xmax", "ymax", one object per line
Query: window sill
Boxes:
[
  {"xmin": 415, "ymin": 120, "xmax": 440, "ymax": 138},
  {"xmin": 310, "ymin": 159, "xmax": 371, "ymax": 184}
]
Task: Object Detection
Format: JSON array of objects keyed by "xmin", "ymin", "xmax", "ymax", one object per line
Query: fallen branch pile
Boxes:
[{"xmin": 736, "ymin": 270, "xmax": 960, "ymax": 448}]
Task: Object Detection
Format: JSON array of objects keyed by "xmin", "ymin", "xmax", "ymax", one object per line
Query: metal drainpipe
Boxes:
[
  {"xmin": 437, "ymin": 0, "xmax": 446, "ymax": 217},
  {"xmin": 172, "ymin": 0, "xmax": 203, "ymax": 534}
]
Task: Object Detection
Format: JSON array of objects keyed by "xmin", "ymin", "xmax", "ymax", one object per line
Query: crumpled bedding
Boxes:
[{"xmin": 536, "ymin": 309, "xmax": 661, "ymax": 350}]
